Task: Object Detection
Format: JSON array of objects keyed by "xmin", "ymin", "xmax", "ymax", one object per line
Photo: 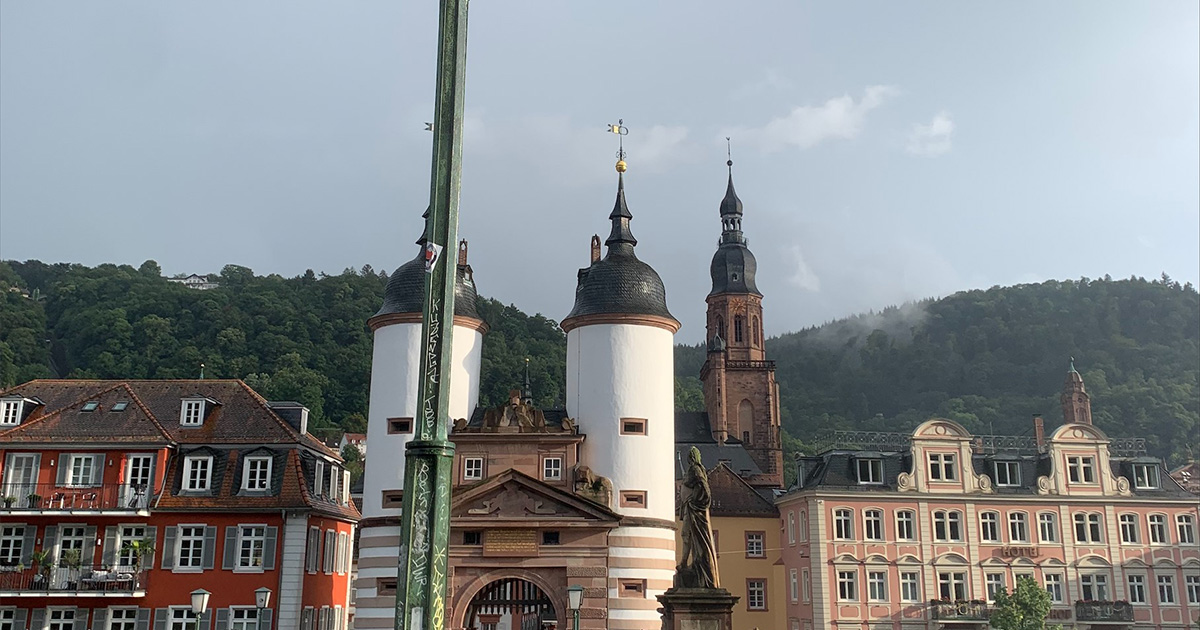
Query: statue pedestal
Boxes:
[{"xmin": 656, "ymin": 587, "xmax": 739, "ymax": 630}]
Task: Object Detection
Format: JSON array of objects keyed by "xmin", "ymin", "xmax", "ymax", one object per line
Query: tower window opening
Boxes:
[
  {"xmin": 734, "ymin": 316, "xmax": 744, "ymax": 343},
  {"xmin": 715, "ymin": 316, "xmax": 725, "ymax": 340},
  {"xmin": 752, "ymin": 316, "xmax": 760, "ymax": 345}
]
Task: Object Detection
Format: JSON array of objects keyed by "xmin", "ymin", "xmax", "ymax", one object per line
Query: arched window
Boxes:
[
  {"xmin": 734, "ymin": 316, "xmax": 744, "ymax": 343},
  {"xmin": 752, "ymin": 316, "xmax": 760, "ymax": 345},
  {"xmin": 738, "ymin": 399, "xmax": 753, "ymax": 444},
  {"xmin": 715, "ymin": 315, "xmax": 725, "ymax": 340}
]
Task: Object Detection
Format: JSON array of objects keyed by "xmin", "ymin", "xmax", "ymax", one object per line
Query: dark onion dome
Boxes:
[
  {"xmin": 374, "ymin": 253, "xmax": 481, "ymax": 321},
  {"xmin": 709, "ymin": 163, "xmax": 761, "ymax": 297},
  {"xmin": 562, "ymin": 174, "xmax": 678, "ymax": 327}
]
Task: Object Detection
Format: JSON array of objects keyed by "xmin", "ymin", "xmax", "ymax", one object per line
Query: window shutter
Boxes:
[
  {"xmin": 43, "ymin": 525, "xmax": 59, "ymax": 558},
  {"xmin": 92, "ymin": 607, "xmax": 109, "ymax": 630},
  {"xmin": 261, "ymin": 609, "xmax": 273, "ymax": 630},
  {"xmin": 91, "ymin": 454, "xmax": 105, "ymax": 486},
  {"xmin": 20, "ymin": 526, "xmax": 37, "ymax": 565},
  {"xmin": 13, "ymin": 610, "xmax": 28, "ymax": 630},
  {"xmin": 215, "ymin": 608, "xmax": 230, "ymax": 630},
  {"xmin": 202, "ymin": 526, "xmax": 218, "ymax": 569},
  {"xmin": 222, "ymin": 526, "xmax": 239, "ymax": 569},
  {"xmin": 31, "ymin": 609, "xmax": 46, "ymax": 630},
  {"xmin": 144, "ymin": 526, "xmax": 158, "ymax": 569},
  {"xmin": 300, "ymin": 609, "xmax": 311, "ymax": 630},
  {"xmin": 103, "ymin": 525, "xmax": 120, "ymax": 567},
  {"xmin": 83, "ymin": 525, "xmax": 97, "ymax": 555},
  {"xmin": 57, "ymin": 454, "xmax": 70, "ymax": 485},
  {"xmin": 160, "ymin": 527, "xmax": 177, "ymax": 569},
  {"xmin": 137, "ymin": 608, "xmax": 152, "ymax": 630},
  {"xmin": 263, "ymin": 526, "xmax": 279, "ymax": 570},
  {"xmin": 154, "ymin": 609, "xmax": 169, "ymax": 630}
]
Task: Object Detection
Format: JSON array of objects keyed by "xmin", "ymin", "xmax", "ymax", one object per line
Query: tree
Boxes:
[{"xmin": 989, "ymin": 576, "xmax": 1056, "ymax": 630}]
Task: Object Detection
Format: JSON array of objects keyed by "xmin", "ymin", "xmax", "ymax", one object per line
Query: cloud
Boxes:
[
  {"xmin": 906, "ymin": 111, "xmax": 954, "ymax": 156},
  {"xmin": 731, "ymin": 68, "xmax": 796, "ymax": 100},
  {"xmin": 725, "ymin": 85, "xmax": 898, "ymax": 153},
  {"xmin": 787, "ymin": 244, "xmax": 821, "ymax": 292}
]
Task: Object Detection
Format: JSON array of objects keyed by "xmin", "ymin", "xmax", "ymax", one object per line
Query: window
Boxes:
[
  {"xmin": 798, "ymin": 511, "xmax": 808, "ymax": 542},
  {"xmin": 387, "ymin": 417, "xmax": 412, "ymax": 434},
  {"xmin": 993, "ymin": 460, "xmax": 1021, "ymax": 486},
  {"xmin": 184, "ymin": 456, "xmax": 212, "ymax": 492},
  {"xmin": 239, "ymin": 525, "xmax": 266, "ymax": 569},
  {"xmin": 1186, "ymin": 575, "xmax": 1199, "ymax": 604},
  {"xmin": 1133, "ymin": 463, "xmax": 1159, "ymax": 489},
  {"xmin": 462, "ymin": 531, "xmax": 481, "ymax": 546},
  {"xmin": 938, "ymin": 572, "xmax": 967, "ymax": 601},
  {"xmin": 47, "ymin": 608, "xmax": 76, "ymax": 630},
  {"xmin": 376, "ymin": 578, "xmax": 398, "ymax": 597},
  {"xmin": 1008, "ymin": 512, "xmax": 1028, "ymax": 542},
  {"xmin": 980, "ymin": 512, "xmax": 1000, "ymax": 542},
  {"xmin": 463, "ymin": 457, "xmax": 484, "ymax": 481},
  {"xmin": 1128, "ymin": 574, "xmax": 1146, "ymax": 604},
  {"xmin": 177, "ymin": 525, "xmax": 205, "ymax": 569},
  {"xmin": 620, "ymin": 418, "xmax": 647, "ymax": 435},
  {"xmin": 57, "ymin": 525, "xmax": 86, "ymax": 566},
  {"xmin": 933, "ymin": 510, "xmax": 962, "ymax": 542},
  {"xmin": 82, "ymin": 401, "xmax": 99, "ymax": 412},
  {"xmin": 0, "ymin": 400, "xmax": 23, "ymax": 425},
  {"xmin": 863, "ymin": 509, "xmax": 884, "ymax": 541},
  {"xmin": 117, "ymin": 525, "xmax": 147, "ymax": 568},
  {"xmin": 244, "ymin": 456, "xmax": 272, "ymax": 491},
  {"xmin": 856, "ymin": 458, "xmax": 883, "ymax": 484},
  {"xmin": 734, "ymin": 316, "xmax": 744, "ymax": 343},
  {"xmin": 1044, "ymin": 573, "xmax": 1064, "ymax": 603},
  {"xmin": 618, "ymin": 578, "xmax": 646, "ymax": 598},
  {"xmin": 834, "ymin": 509, "xmax": 854, "ymax": 540},
  {"xmin": 170, "ymin": 608, "xmax": 199, "ymax": 630},
  {"xmin": 314, "ymin": 461, "xmax": 325, "ymax": 496},
  {"xmin": 181, "ymin": 400, "xmax": 204, "ymax": 426},
  {"xmin": 109, "ymin": 608, "xmax": 140, "ymax": 630},
  {"xmin": 1038, "ymin": 512, "xmax": 1058, "ymax": 543},
  {"xmin": 1157, "ymin": 575, "xmax": 1174, "ymax": 604},
  {"xmin": 745, "ymin": 532, "xmax": 765, "ymax": 557},
  {"xmin": 896, "ymin": 510, "xmax": 915, "ymax": 540},
  {"xmin": 619, "ymin": 490, "xmax": 647, "ymax": 508},
  {"xmin": 542, "ymin": 457, "xmax": 562, "ymax": 481},
  {"xmin": 1074, "ymin": 513, "xmax": 1102, "ymax": 543},
  {"xmin": 1067, "ymin": 456, "xmax": 1096, "ymax": 483},
  {"xmin": 0, "ymin": 525, "xmax": 24, "ymax": 564},
  {"xmin": 789, "ymin": 569, "xmax": 799, "ymax": 602},
  {"xmin": 230, "ymin": 608, "xmax": 259, "ymax": 630},
  {"xmin": 837, "ymin": 570, "xmax": 857, "ymax": 601},
  {"xmin": 1149, "ymin": 514, "xmax": 1169, "ymax": 544},
  {"xmin": 985, "ymin": 573, "xmax": 1005, "ymax": 602},
  {"xmin": 747, "ymin": 579, "xmax": 766, "ymax": 610},
  {"xmin": 1178, "ymin": 514, "xmax": 1196, "ymax": 544},
  {"xmin": 1119, "ymin": 514, "xmax": 1139, "ymax": 543},
  {"xmin": 68, "ymin": 453, "xmax": 99, "ymax": 487},
  {"xmin": 801, "ymin": 568, "xmax": 811, "ymax": 603},
  {"xmin": 1080, "ymin": 573, "xmax": 1109, "ymax": 601},
  {"xmin": 540, "ymin": 531, "xmax": 559, "ymax": 546},
  {"xmin": 787, "ymin": 512, "xmax": 795, "ymax": 545},
  {"xmin": 928, "ymin": 453, "xmax": 957, "ymax": 481},
  {"xmin": 867, "ymin": 571, "xmax": 887, "ymax": 601},
  {"xmin": 112, "ymin": 401, "xmax": 129, "ymax": 412}
]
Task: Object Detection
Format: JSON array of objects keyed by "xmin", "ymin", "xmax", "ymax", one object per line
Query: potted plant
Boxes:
[
  {"xmin": 25, "ymin": 493, "xmax": 41, "ymax": 509},
  {"xmin": 120, "ymin": 538, "xmax": 155, "ymax": 574},
  {"xmin": 59, "ymin": 549, "xmax": 82, "ymax": 569},
  {"xmin": 2, "ymin": 496, "xmax": 15, "ymax": 509},
  {"xmin": 29, "ymin": 549, "xmax": 52, "ymax": 587}
]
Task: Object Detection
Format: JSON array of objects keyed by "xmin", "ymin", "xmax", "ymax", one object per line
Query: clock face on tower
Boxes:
[{"xmin": 729, "ymin": 298, "xmax": 747, "ymax": 314}]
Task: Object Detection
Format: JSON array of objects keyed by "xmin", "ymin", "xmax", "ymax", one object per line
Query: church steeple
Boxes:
[
  {"xmin": 719, "ymin": 157, "xmax": 745, "ymax": 244},
  {"xmin": 605, "ymin": 172, "xmax": 637, "ymax": 250},
  {"xmin": 1062, "ymin": 358, "xmax": 1093, "ymax": 425}
]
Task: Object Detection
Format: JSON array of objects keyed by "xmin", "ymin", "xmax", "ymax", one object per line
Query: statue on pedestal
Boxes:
[{"xmin": 676, "ymin": 446, "xmax": 719, "ymax": 589}]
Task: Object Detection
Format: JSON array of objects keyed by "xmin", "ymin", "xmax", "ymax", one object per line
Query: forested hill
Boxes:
[{"xmin": 2, "ymin": 260, "xmax": 1197, "ymax": 464}]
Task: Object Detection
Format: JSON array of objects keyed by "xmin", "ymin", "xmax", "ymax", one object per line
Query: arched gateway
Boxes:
[{"xmin": 464, "ymin": 577, "xmax": 557, "ymax": 630}]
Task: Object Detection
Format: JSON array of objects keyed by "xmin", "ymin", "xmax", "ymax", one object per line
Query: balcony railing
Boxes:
[
  {"xmin": 0, "ymin": 482, "xmax": 150, "ymax": 512},
  {"xmin": 0, "ymin": 565, "xmax": 148, "ymax": 595},
  {"xmin": 1075, "ymin": 600, "xmax": 1134, "ymax": 623},
  {"xmin": 929, "ymin": 600, "xmax": 990, "ymax": 621}
]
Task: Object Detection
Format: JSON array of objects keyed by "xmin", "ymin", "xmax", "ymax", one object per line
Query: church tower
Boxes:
[
  {"xmin": 355, "ymin": 222, "xmax": 487, "ymax": 629},
  {"xmin": 700, "ymin": 158, "xmax": 784, "ymax": 488},
  {"xmin": 563, "ymin": 164, "xmax": 680, "ymax": 630},
  {"xmin": 1061, "ymin": 358, "xmax": 1093, "ymax": 425}
]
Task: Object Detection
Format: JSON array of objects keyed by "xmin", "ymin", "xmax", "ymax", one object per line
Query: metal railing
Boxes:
[
  {"xmin": 929, "ymin": 600, "xmax": 989, "ymax": 620},
  {"xmin": 0, "ymin": 482, "xmax": 150, "ymax": 511},
  {"xmin": 0, "ymin": 565, "xmax": 148, "ymax": 594},
  {"xmin": 813, "ymin": 430, "xmax": 1149, "ymax": 458},
  {"xmin": 1107, "ymin": 438, "xmax": 1147, "ymax": 457},
  {"xmin": 1075, "ymin": 600, "xmax": 1133, "ymax": 622},
  {"xmin": 725, "ymin": 360, "xmax": 776, "ymax": 370}
]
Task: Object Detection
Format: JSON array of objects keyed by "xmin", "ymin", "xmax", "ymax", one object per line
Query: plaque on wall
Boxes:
[{"xmin": 483, "ymin": 529, "xmax": 538, "ymax": 557}]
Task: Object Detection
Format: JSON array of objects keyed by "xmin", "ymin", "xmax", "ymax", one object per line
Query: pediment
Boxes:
[{"xmin": 451, "ymin": 469, "xmax": 620, "ymax": 524}]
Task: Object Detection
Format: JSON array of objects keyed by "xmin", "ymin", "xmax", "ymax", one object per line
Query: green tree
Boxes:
[{"xmin": 989, "ymin": 576, "xmax": 1057, "ymax": 630}]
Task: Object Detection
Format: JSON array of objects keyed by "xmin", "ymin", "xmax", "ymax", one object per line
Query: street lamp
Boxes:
[
  {"xmin": 255, "ymin": 587, "xmax": 272, "ymax": 630},
  {"xmin": 190, "ymin": 589, "xmax": 210, "ymax": 630},
  {"xmin": 567, "ymin": 584, "xmax": 583, "ymax": 630}
]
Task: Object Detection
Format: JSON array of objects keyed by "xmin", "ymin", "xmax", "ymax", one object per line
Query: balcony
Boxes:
[
  {"xmin": 0, "ymin": 482, "xmax": 151, "ymax": 514},
  {"xmin": 930, "ymin": 600, "xmax": 990, "ymax": 621},
  {"xmin": 1075, "ymin": 600, "xmax": 1134, "ymax": 623},
  {"xmin": 0, "ymin": 565, "xmax": 148, "ymax": 597}
]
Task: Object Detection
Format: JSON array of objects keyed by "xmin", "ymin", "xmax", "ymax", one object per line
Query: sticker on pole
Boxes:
[{"xmin": 424, "ymin": 243, "xmax": 443, "ymax": 273}]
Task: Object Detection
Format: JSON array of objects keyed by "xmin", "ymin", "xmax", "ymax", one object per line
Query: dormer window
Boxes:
[
  {"xmin": 856, "ymin": 458, "xmax": 883, "ymax": 484},
  {"xmin": 1133, "ymin": 463, "xmax": 1159, "ymax": 489},
  {"xmin": 244, "ymin": 455, "xmax": 273, "ymax": 491},
  {"xmin": 184, "ymin": 455, "xmax": 213, "ymax": 492},
  {"xmin": 928, "ymin": 453, "xmax": 957, "ymax": 481},
  {"xmin": 993, "ymin": 460, "xmax": 1021, "ymax": 487},
  {"xmin": 0, "ymin": 399, "xmax": 23, "ymax": 425},
  {"xmin": 314, "ymin": 461, "xmax": 325, "ymax": 496},
  {"xmin": 181, "ymin": 399, "xmax": 205, "ymax": 426},
  {"xmin": 1067, "ymin": 456, "xmax": 1096, "ymax": 483}
]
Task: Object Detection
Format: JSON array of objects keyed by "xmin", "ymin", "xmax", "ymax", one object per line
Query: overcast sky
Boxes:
[{"xmin": 2, "ymin": 1, "xmax": 1197, "ymax": 341}]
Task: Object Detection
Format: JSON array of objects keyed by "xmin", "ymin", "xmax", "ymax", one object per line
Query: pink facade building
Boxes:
[{"xmin": 777, "ymin": 369, "xmax": 1200, "ymax": 630}]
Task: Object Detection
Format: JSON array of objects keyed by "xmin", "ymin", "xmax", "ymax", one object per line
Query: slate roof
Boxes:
[
  {"xmin": 709, "ymin": 243, "xmax": 760, "ymax": 297},
  {"xmin": 673, "ymin": 411, "xmax": 764, "ymax": 480},
  {"xmin": 376, "ymin": 252, "xmax": 482, "ymax": 321},
  {"xmin": 707, "ymin": 463, "xmax": 777, "ymax": 518}
]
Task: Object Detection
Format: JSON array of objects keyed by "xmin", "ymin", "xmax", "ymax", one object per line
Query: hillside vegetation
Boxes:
[{"xmin": 3, "ymin": 261, "xmax": 1196, "ymax": 464}]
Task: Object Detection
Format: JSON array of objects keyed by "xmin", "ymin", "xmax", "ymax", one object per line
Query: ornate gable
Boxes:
[{"xmin": 451, "ymin": 469, "xmax": 621, "ymax": 526}]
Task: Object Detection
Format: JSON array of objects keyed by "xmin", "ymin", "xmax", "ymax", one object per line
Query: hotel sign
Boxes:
[{"xmin": 999, "ymin": 546, "xmax": 1041, "ymax": 558}]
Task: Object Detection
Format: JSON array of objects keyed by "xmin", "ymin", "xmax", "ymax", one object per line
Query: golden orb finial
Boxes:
[{"xmin": 615, "ymin": 159, "xmax": 627, "ymax": 173}]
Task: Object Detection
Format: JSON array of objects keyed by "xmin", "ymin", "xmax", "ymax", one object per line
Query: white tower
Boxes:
[
  {"xmin": 355, "ymin": 238, "xmax": 486, "ymax": 630},
  {"xmin": 562, "ymin": 172, "xmax": 680, "ymax": 630}
]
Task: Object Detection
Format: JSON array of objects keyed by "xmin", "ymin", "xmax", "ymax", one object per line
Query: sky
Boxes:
[{"xmin": 2, "ymin": 1, "xmax": 1197, "ymax": 342}]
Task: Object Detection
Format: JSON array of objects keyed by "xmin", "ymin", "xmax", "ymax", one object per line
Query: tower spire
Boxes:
[
  {"xmin": 720, "ymin": 138, "xmax": 745, "ymax": 243},
  {"xmin": 606, "ymin": 119, "xmax": 636, "ymax": 250}
]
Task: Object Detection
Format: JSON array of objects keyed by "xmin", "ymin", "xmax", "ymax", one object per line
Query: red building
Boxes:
[{"xmin": 0, "ymin": 380, "xmax": 359, "ymax": 630}]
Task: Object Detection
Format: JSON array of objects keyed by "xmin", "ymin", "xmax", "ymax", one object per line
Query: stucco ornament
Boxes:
[
  {"xmin": 676, "ymin": 447, "xmax": 720, "ymax": 589},
  {"xmin": 897, "ymin": 471, "xmax": 915, "ymax": 492},
  {"xmin": 976, "ymin": 474, "xmax": 994, "ymax": 493},
  {"xmin": 1036, "ymin": 475, "xmax": 1054, "ymax": 495}
]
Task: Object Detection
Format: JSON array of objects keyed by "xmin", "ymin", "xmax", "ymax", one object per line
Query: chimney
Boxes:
[
  {"xmin": 458, "ymin": 239, "xmax": 469, "ymax": 265},
  {"xmin": 590, "ymin": 235, "xmax": 601, "ymax": 263},
  {"xmin": 268, "ymin": 401, "xmax": 310, "ymax": 435},
  {"xmin": 1033, "ymin": 415, "xmax": 1045, "ymax": 449}
]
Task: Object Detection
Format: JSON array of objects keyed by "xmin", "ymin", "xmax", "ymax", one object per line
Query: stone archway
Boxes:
[{"xmin": 462, "ymin": 577, "xmax": 557, "ymax": 630}]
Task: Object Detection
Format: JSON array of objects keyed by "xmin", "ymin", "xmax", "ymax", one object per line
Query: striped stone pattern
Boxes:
[
  {"xmin": 605, "ymin": 525, "xmax": 676, "ymax": 630},
  {"xmin": 352, "ymin": 523, "xmax": 401, "ymax": 629}
]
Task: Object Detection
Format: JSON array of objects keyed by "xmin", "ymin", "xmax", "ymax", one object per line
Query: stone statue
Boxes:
[
  {"xmin": 573, "ymin": 464, "xmax": 613, "ymax": 508},
  {"xmin": 676, "ymin": 446, "xmax": 719, "ymax": 589},
  {"xmin": 481, "ymin": 388, "xmax": 547, "ymax": 431}
]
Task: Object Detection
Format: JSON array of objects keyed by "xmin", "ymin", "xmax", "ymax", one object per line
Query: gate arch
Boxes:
[{"xmin": 463, "ymin": 577, "xmax": 557, "ymax": 630}]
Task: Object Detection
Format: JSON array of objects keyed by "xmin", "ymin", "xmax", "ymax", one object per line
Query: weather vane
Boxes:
[
  {"xmin": 608, "ymin": 118, "xmax": 629, "ymax": 172},
  {"xmin": 726, "ymin": 136, "xmax": 733, "ymax": 169}
]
